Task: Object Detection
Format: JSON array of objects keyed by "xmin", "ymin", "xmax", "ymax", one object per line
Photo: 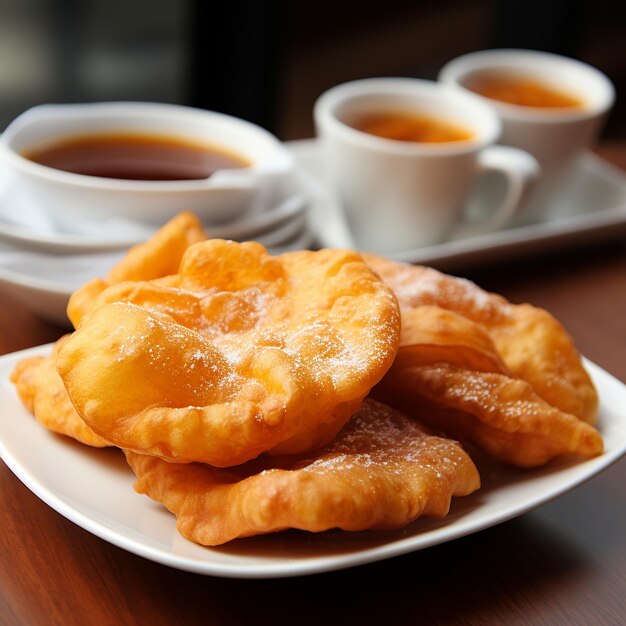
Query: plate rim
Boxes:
[
  {"xmin": 0, "ymin": 176, "xmax": 308, "ymax": 254},
  {"xmin": 1, "ymin": 343, "xmax": 625, "ymax": 579},
  {"xmin": 0, "ymin": 184, "xmax": 313, "ymax": 299}
]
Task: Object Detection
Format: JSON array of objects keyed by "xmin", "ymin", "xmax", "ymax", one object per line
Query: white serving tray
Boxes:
[
  {"xmin": 288, "ymin": 139, "xmax": 626, "ymax": 271},
  {"xmin": 1, "ymin": 139, "xmax": 624, "ymax": 326}
]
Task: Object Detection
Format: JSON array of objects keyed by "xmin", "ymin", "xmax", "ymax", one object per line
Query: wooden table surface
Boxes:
[{"xmin": 0, "ymin": 144, "xmax": 625, "ymax": 626}]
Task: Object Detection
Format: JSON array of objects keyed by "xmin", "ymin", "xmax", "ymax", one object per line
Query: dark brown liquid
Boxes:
[
  {"xmin": 347, "ymin": 111, "xmax": 474, "ymax": 143},
  {"xmin": 22, "ymin": 133, "xmax": 251, "ymax": 181},
  {"xmin": 463, "ymin": 72, "xmax": 584, "ymax": 109}
]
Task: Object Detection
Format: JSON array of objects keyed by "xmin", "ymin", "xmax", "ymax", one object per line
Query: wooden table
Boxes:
[{"xmin": 1, "ymin": 144, "xmax": 625, "ymax": 626}]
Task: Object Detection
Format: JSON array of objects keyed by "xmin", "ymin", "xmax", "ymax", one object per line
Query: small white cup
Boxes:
[
  {"xmin": 313, "ymin": 78, "xmax": 539, "ymax": 254},
  {"xmin": 439, "ymin": 49, "xmax": 615, "ymax": 219},
  {"xmin": 0, "ymin": 102, "xmax": 295, "ymax": 233}
]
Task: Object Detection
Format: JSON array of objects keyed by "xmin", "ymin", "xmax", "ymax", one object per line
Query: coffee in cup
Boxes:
[
  {"xmin": 461, "ymin": 72, "xmax": 584, "ymax": 110},
  {"xmin": 346, "ymin": 110, "xmax": 474, "ymax": 143}
]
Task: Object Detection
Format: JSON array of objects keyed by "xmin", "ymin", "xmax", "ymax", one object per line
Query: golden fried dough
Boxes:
[
  {"xmin": 125, "ymin": 399, "xmax": 480, "ymax": 545},
  {"xmin": 10, "ymin": 337, "xmax": 109, "ymax": 448},
  {"xmin": 372, "ymin": 299, "xmax": 602, "ymax": 466},
  {"xmin": 58, "ymin": 241, "xmax": 400, "ymax": 466},
  {"xmin": 67, "ymin": 211, "xmax": 207, "ymax": 328},
  {"xmin": 490, "ymin": 303, "xmax": 599, "ymax": 425},
  {"xmin": 376, "ymin": 362, "xmax": 603, "ymax": 467},
  {"xmin": 396, "ymin": 305, "xmax": 510, "ymax": 375},
  {"xmin": 366, "ymin": 254, "xmax": 599, "ymax": 424}
]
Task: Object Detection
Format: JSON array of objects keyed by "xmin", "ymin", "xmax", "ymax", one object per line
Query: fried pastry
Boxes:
[
  {"xmin": 10, "ymin": 337, "xmax": 109, "ymax": 448},
  {"xmin": 395, "ymin": 305, "xmax": 510, "ymax": 375},
  {"xmin": 125, "ymin": 399, "xmax": 480, "ymax": 545},
  {"xmin": 67, "ymin": 211, "xmax": 208, "ymax": 328},
  {"xmin": 366, "ymin": 254, "xmax": 599, "ymax": 424},
  {"xmin": 373, "ymin": 301, "xmax": 602, "ymax": 466},
  {"xmin": 57, "ymin": 241, "xmax": 400, "ymax": 466},
  {"xmin": 375, "ymin": 362, "xmax": 603, "ymax": 467}
]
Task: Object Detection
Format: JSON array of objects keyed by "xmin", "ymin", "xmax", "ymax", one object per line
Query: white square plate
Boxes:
[{"xmin": 1, "ymin": 344, "xmax": 625, "ymax": 579}]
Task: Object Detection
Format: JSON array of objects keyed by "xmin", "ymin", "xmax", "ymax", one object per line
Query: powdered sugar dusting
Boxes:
[
  {"xmin": 301, "ymin": 399, "xmax": 469, "ymax": 480},
  {"xmin": 373, "ymin": 260, "xmax": 511, "ymax": 324}
]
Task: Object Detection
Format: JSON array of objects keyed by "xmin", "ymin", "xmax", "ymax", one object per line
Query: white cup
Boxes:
[
  {"xmin": 313, "ymin": 78, "xmax": 539, "ymax": 254},
  {"xmin": 0, "ymin": 102, "xmax": 295, "ymax": 233},
  {"xmin": 439, "ymin": 49, "xmax": 615, "ymax": 219}
]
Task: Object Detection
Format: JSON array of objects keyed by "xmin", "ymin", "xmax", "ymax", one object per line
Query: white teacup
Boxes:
[
  {"xmin": 0, "ymin": 102, "xmax": 295, "ymax": 235},
  {"xmin": 439, "ymin": 49, "xmax": 615, "ymax": 219},
  {"xmin": 313, "ymin": 78, "xmax": 539, "ymax": 254}
]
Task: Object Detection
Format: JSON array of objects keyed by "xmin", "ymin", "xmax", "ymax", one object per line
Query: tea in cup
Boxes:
[
  {"xmin": 313, "ymin": 78, "xmax": 539, "ymax": 254},
  {"xmin": 439, "ymin": 49, "xmax": 615, "ymax": 219},
  {"xmin": 0, "ymin": 102, "xmax": 295, "ymax": 235}
]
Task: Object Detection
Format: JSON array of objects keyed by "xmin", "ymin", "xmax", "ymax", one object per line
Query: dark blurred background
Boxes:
[{"xmin": 0, "ymin": 0, "xmax": 624, "ymax": 141}]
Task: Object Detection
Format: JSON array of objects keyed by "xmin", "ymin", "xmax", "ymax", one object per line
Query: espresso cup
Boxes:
[
  {"xmin": 313, "ymin": 78, "xmax": 539, "ymax": 254},
  {"xmin": 0, "ymin": 102, "xmax": 295, "ymax": 234},
  {"xmin": 439, "ymin": 49, "xmax": 615, "ymax": 219}
]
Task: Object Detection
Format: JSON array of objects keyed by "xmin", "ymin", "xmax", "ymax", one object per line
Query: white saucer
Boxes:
[
  {"xmin": 0, "ymin": 192, "xmax": 315, "ymax": 326},
  {"xmin": 288, "ymin": 139, "xmax": 626, "ymax": 270},
  {"xmin": 0, "ymin": 175, "xmax": 309, "ymax": 254},
  {"xmin": 0, "ymin": 163, "xmax": 323, "ymax": 324},
  {"xmin": 0, "ymin": 221, "xmax": 316, "ymax": 326},
  {"xmin": 0, "ymin": 217, "xmax": 146, "ymax": 253}
]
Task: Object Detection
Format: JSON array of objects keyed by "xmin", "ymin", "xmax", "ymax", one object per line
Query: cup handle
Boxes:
[{"xmin": 457, "ymin": 145, "xmax": 540, "ymax": 236}]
